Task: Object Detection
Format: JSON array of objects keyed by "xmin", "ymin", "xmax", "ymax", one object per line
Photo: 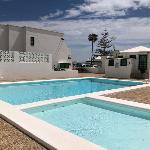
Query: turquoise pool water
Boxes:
[
  {"xmin": 0, "ymin": 78, "xmax": 143, "ymax": 105},
  {"xmin": 25, "ymin": 98, "xmax": 150, "ymax": 150}
]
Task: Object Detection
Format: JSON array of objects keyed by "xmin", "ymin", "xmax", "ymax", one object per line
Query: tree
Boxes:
[
  {"xmin": 88, "ymin": 33, "xmax": 98, "ymax": 64},
  {"xmin": 96, "ymin": 29, "xmax": 114, "ymax": 56}
]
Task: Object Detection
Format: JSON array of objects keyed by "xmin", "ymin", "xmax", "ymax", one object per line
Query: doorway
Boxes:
[{"xmin": 138, "ymin": 55, "xmax": 148, "ymax": 73}]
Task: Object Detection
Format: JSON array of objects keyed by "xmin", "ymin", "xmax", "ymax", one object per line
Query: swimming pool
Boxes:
[
  {"xmin": 0, "ymin": 78, "xmax": 143, "ymax": 105},
  {"xmin": 25, "ymin": 98, "xmax": 150, "ymax": 150}
]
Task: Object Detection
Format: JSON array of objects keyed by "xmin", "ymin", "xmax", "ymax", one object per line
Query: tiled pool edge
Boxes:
[
  {"xmin": 0, "ymin": 76, "xmax": 144, "ymax": 85},
  {"xmin": 0, "ymin": 77, "xmax": 95, "ymax": 84},
  {"xmin": 15, "ymin": 83, "xmax": 150, "ymax": 110},
  {"xmin": 89, "ymin": 95, "xmax": 150, "ymax": 111}
]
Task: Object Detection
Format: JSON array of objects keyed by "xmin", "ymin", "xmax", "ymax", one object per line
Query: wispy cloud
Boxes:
[
  {"xmin": 65, "ymin": 8, "xmax": 81, "ymax": 18},
  {"xmin": 39, "ymin": 0, "xmax": 150, "ymax": 20},
  {"xmin": 40, "ymin": 10, "xmax": 63, "ymax": 21},
  {"xmin": 64, "ymin": 0, "xmax": 150, "ymax": 18}
]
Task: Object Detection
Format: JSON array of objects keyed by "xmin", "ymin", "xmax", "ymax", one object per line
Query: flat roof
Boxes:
[
  {"xmin": 0, "ymin": 24, "xmax": 64, "ymax": 36},
  {"xmin": 120, "ymin": 46, "xmax": 150, "ymax": 53}
]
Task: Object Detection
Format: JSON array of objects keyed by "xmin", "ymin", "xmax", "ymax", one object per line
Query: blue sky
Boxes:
[{"xmin": 0, "ymin": 0, "xmax": 150, "ymax": 61}]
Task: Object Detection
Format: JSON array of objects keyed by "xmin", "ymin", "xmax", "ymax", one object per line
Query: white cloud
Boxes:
[
  {"xmin": 65, "ymin": 8, "xmax": 81, "ymax": 18},
  {"xmin": 40, "ymin": 10, "xmax": 63, "ymax": 21},
  {"xmin": 139, "ymin": 0, "xmax": 150, "ymax": 7},
  {"xmin": 40, "ymin": 0, "xmax": 150, "ymax": 19},
  {"xmin": 1, "ymin": 17, "xmax": 150, "ymax": 61},
  {"xmin": 65, "ymin": 0, "xmax": 150, "ymax": 18}
]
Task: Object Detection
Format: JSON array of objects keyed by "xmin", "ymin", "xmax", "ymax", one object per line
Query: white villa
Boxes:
[
  {"xmin": 0, "ymin": 24, "xmax": 78, "ymax": 81},
  {"xmin": 105, "ymin": 46, "xmax": 150, "ymax": 79},
  {"xmin": 0, "ymin": 24, "xmax": 72, "ymax": 68}
]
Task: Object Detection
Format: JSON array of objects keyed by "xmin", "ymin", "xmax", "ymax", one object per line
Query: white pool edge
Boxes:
[
  {"xmin": 16, "ymin": 83, "xmax": 150, "ymax": 110},
  {"xmin": 0, "ymin": 77, "xmax": 95, "ymax": 84},
  {"xmin": 0, "ymin": 76, "xmax": 145, "ymax": 85}
]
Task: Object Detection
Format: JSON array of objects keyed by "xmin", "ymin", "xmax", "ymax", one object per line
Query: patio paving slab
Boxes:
[
  {"xmin": 0, "ymin": 118, "xmax": 48, "ymax": 150},
  {"xmin": 105, "ymin": 87, "xmax": 150, "ymax": 105}
]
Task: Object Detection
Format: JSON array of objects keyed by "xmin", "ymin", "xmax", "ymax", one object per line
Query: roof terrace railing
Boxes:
[{"xmin": 0, "ymin": 50, "xmax": 50, "ymax": 63}]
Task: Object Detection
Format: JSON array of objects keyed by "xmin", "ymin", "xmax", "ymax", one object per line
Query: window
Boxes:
[
  {"xmin": 118, "ymin": 55, "xmax": 123, "ymax": 58},
  {"xmin": 59, "ymin": 63, "xmax": 70, "ymax": 69},
  {"xmin": 108, "ymin": 59, "xmax": 114, "ymax": 66},
  {"xmin": 120, "ymin": 59, "xmax": 127, "ymax": 66},
  {"xmin": 30, "ymin": 37, "xmax": 35, "ymax": 46},
  {"xmin": 130, "ymin": 55, "xmax": 136, "ymax": 59}
]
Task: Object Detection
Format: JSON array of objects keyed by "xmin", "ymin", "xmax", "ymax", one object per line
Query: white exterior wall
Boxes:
[
  {"xmin": 0, "ymin": 24, "xmax": 72, "ymax": 67},
  {"xmin": 120, "ymin": 52, "xmax": 139, "ymax": 74},
  {"xmin": 25, "ymin": 27, "xmax": 71, "ymax": 67},
  {"xmin": 98, "ymin": 56, "xmax": 107, "ymax": 73},
  {"xmin": 0, "ymin": 51, "xmax": 78, "ymax": 81},
  {"xmin": 0, "ymin": 63, "xmax": 52, "ymax": 80},
  {"xmin": 148, "ymin": 54, "xmax": 150, "ymax": 79},
  {"xmin": 57, "ymin": 42, "xmax": 72, "ymax": 64},
  {"xmin": 105, "ymin": 59, "xmax": 133, "ymax": 79},
  {"xmin": 120, "ymin": 52, "xmax": 150, "ymax": 78},
  {"xmin": 0, "ymin": 63, "xmax": 78, "ymax": 81},
  {"xmin": 0, "ymin": 25, "xmax": 9, "ymax": 50},
  {"xmin": 9, "ymin": 25, "xmax": 26, "ymax": 51}
]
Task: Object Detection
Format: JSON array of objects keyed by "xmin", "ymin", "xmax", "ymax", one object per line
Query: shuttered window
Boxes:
[
  {"xmin": 120, "ymin": 59, "xmax": 127, "ymax": 66},
  {"xmin": 108, "ymin": 59, "xmax": 114, "ymax": 66},
  {"xmin": 130, "ymin": 55, "xmax": 136, "ymax": 59}
]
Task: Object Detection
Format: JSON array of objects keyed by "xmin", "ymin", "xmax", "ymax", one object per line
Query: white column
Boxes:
[{"xmin": 13, "ymin": 51, "xmax": 20, "ymax": 63}]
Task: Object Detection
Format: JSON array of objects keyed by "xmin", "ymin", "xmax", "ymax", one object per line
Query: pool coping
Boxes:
[
  {"xmin": 0, "ymin": 77, "xmax": 150, "ymax": 150},
  {"xmin": 15, "ymin": 83, "xmax": 150, "ymax": 110},
  {"xmin": 0, "ymin": 76, "xmax": 145, "ymax": 85}
]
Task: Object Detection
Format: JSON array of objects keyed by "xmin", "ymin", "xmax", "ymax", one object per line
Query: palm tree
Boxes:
[{"xmin": 88, "ymin": 33, "xmax": 98, "ymax": 65}]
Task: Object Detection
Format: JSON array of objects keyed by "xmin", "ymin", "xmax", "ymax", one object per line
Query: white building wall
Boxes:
[
  {"xmin": 0, "ymin": 25, "xmax": 72, "ymax": 68},
  {"xmin": 57, "ymin": 42, "xmax": 72, "ymax": 64},
  {"xmin": 148, "ymin": 54, "xmax": 150, "ymax": 79},
  {"xmin": 0, "ymin": 63, "xmax": 52, "ymax": 81},
  {"xmin": 120, "ymin": 52, "xmax": 150, "ymax": 78},
  {"xmin": 0, "ymin": 25, "xmax": 9, "ymax": 50},
  {"xmin": 120, "ymin": 52, "xmax": 139, "ymax": 73},
  {"xmin": 25, "ymin": 27, "xmax": 71, "ymax": 67},
  {"xmin": 9, "ymin": 25, "xmax": 26, "ymax": 51},
  {"xmin": 0, "ymin": 50, "xmax": 78, "ymax": 81},
  {"xmin": 105, "ymin": 59, "xmax": 133, "ymax": 79}
]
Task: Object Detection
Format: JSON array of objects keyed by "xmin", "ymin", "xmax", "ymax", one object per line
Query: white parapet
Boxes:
[{"xmin": 0, "ymin": 50, "xmax": 78, "ymax": 81}]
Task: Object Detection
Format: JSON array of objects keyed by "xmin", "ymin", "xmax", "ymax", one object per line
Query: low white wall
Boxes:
[
  {"xmin": 105, "ymin": 59, "xmax": 133, "ymax": 79},
  {"xmin": 50, "ymin": 70, "xmax": 78, "ymax": 79},
  {"xmin": 0, "ymin": 63, "xmax": 78, "ymax": 81},
  {"xmin": 0, "ymin": 50, "xmax": 77, "ymax": 81},
  {"xmin": 85, "ymin": 67, "xmax": 104, "ymax": 74},
  {"xmin": 0, "ymin": 63, "xmax": 52, "ymax": 80}
]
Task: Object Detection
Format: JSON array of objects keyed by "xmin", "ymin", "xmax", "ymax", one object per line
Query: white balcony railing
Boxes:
[{"xmin": 0, "ymin": 50, "xmax": 50, "ymax": 63}]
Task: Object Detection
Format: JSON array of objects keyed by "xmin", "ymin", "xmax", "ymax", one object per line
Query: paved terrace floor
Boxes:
[
  {"xmin": 105, "ymin": 87, "xmax": 150, "ymax": 105},
  {"xmin": 0, "ymin": 118, "xmax": 47, "ymax": 150},
  {"xmin": 0, "ymin": 73, "xmax": 105, "ymax": 83}
]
